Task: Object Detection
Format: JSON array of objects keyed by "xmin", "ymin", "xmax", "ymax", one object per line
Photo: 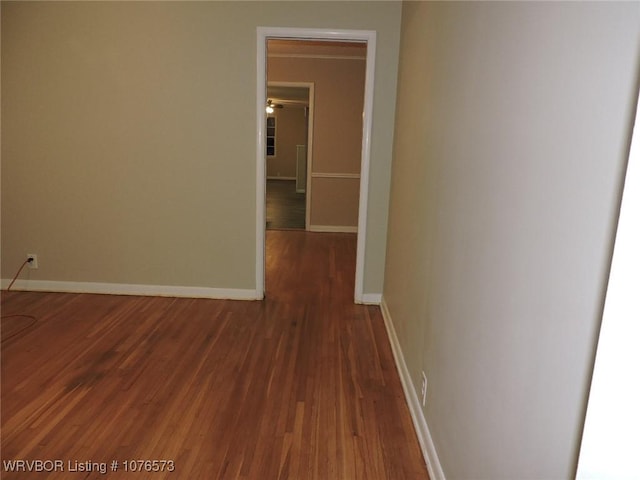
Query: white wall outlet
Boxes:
[
  {"xmin": 27, "ymin": 254, "xmax": 38, "ymax": 269},
  {"xmin": 421, "ymin": 371, "xmax": 428, "ymax": 407}
]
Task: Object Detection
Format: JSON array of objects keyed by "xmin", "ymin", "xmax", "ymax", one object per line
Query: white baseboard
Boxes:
[
  {"xmin": 358, "ymin": 293, "xmax": 382, "ymax": 305},
  {"xmin": 308, "ymin": 225, "xmax": 357, "ymax": 233},
  {"xmin": 380, "ymin": 297, "xmax": 446, "ymax": 480},
  {"xmin": 1, "ymin": 279, "xmax": 261, "ymax": 300}
]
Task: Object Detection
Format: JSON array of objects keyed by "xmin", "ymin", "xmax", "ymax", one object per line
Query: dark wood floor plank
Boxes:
[
  {"xmin": 1, "ymin": 231, "xmax": 428, "ymax": 479},
  {"xmin": 266, "ymin": 179, "xmax": 305, "ymax": 230}
]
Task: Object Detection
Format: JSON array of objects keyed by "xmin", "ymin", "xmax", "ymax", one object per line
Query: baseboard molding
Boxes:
[
  {"xmin": 308, "ymin": 225, "xmax": 357, "ymax": 233},
  {"xmin": 379, "ymin": 297, "xmax": 446, "ymax": 480},
  {"xmin": 359, "ymin": 293, "xmax": 382, "ymax": 305},
  {"xmin": 1, "ymin": 279, "xmax": 261, "ymax": 300}
]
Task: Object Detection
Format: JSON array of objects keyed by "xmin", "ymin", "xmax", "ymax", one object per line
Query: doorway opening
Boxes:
[
  {"xmin": 256, "ymin": 28, "xmax": 377, "ymax": 303},
  {"xmin": 265, "ymin": 82, "xmax": 313, "ymax": 231}
]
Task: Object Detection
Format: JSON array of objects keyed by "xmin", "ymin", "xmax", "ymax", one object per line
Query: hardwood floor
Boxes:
[
  {"xmin": 1, "ymin": 231, "xmax": 428, "ymax": 479},
  {"xmin": 266, "ymin": 179, "xmax": 306, "ymax": 230}
]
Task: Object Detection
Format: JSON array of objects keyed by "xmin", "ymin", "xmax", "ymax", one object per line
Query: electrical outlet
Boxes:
[
  {"xmin": 27, "ymin": 254, "xmax": 38, "ymax": 269},
  {"xmin": 421, "ymin": 371, "xmax": 427, "ymax": 407}
]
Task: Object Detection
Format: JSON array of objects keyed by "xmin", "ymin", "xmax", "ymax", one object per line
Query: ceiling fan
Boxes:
[{"xmin": 265, "ymin": 99, "xmax": 283, "ymax": 114}]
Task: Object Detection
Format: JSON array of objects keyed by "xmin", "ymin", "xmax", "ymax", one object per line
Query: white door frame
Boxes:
[
  {"xmin": 267, "ymin": 81, "xmax": 315, "ymax": 230},
  {"xmin": 256, "ymin": 27, "xmax": 377, "ymax": 303}
]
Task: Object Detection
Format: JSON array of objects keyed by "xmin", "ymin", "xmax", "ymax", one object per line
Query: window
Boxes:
[{"xmin": 266, "ymin": 116, "xmax": 276, "ymax": 156}]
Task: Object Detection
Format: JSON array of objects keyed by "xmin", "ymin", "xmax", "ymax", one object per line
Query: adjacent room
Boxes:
[
  {"xmin": 2, "ymin": 2, "xmax": 639, "ymax": 479},
  {"xmin": 264, "ymin": 83, "xmax": 309, "ymax": 230},
  {"xmin": 265, "ymin": 39, "xmax": 365, "ymax": 235}
]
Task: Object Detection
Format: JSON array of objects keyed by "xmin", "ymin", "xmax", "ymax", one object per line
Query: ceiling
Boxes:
[{"xmin": 267, "ymin": 85, "xmax": 309, "ymax": 108}]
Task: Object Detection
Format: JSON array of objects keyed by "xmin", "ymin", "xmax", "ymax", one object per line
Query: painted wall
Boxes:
[
  {"xmin": 576, "ymin": 77, "xmax": 640, "ymax": 480},
  {"xmin": 1, "ymin": 1, "xmax": 401, "ymax": 294},
  {"xmin": 268, "ymin": 54, "xmax": 365, "ymax": 229},
  {"xmin": 383, "ymin": 2, "xmax": 640, "ymax": 478},
  {"xmin": 266, "ymin": 107, "xmax": 307, "ymax": 179}
]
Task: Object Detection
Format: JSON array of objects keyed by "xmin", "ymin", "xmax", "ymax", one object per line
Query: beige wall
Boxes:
[
  {"xmin": 384, "ymin": 1, "xmax": 640, "ymax": 478},
  {"xmin": 310, "ymin": 177, "xmax": 360, "ymax": 227},
  {"xmin": 1, "ymin": 1, "xmax": 401, "ymax": 294},
  {"xmin": 266, "ymin": 106, "xmax": 307, "ymax": 179},
  {"xmin": 268, "ymin": 55, "xmax": 365, "ymax": 228}
]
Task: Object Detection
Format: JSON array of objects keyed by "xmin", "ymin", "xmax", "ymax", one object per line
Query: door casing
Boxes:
[{"xmin": 256, "ymin": 27, "xmax": 377, "ymax": 303}]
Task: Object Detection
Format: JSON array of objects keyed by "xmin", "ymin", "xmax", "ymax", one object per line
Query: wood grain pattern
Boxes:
[{"xmin": 1, "ymin": 231, "xmax": 428, "ymax": 479}]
